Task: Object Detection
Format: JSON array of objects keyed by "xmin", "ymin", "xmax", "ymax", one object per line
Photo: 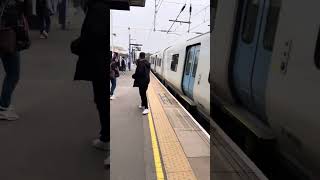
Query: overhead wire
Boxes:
[
  {"xmin": 189, "ymin": 18, "xmax": 209, "ymax": 32},
  {"xmin": 167, "ymin": 3, "xmax": 186, "ymax": 33},
  {"xmin": 191, "ymin": 5, "xmax": 209, "ymax": 18}
]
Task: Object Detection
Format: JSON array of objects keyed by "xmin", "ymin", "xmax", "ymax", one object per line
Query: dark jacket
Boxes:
[
  {"xmin": 74, "ymin": 0, "xmax": 109, "ymax": 81},
  {"xmin": 121, "ymin": 59, "xmax": 126, "ymax": 71},
  {"xmin": 36, "ymin": 0, "xmax": 52, "ymax": 16},
  {"xmin": 1, "ymin": 0, "xmax": 32, "ymax": 28},
  {"xmin": 132, "ymin": 59, "xmax": 151, "ymax": 87},
  {"xmin": 110, "ymin": 60, "xmax": 119, "ymax": 79}
]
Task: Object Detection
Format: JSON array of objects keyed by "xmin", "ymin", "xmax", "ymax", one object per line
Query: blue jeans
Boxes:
[
  {"xmin": 0, "ymin": 53, "xmax": 20, "ymax": 108},
  {"xmin": 39, "ymin": 14, "xmax": 51, "ymax": 33},
  {"xmin": 110, "ymin": 78, "xmax": 116, "ymax": 95}
]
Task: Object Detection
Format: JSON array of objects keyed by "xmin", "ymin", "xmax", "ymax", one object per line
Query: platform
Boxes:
[
  {"xmin": 110, "ymin": 67, "xmax": 270, "ymax": 180},
  {"xmin": 110, "ymin": 70, "xmax": 210, "ymax": 180},
  {"xmin": 0, "ymin": 11, "xmax": 108, "ymax": 180}
]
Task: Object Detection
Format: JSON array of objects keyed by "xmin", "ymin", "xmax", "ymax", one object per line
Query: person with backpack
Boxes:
[
  {"xmin": 0, "ymin": 0, "xmax": 32, "ymax": 120},
  {"xmin": 132, "ymin": 52, "xmax": 151, "ymax": 115},
  {"xmin": 36, "ymin": 0, "xmax": 53, "ymax": 39},
  {"xmin": 110, "ymin": 53, "xmax": 119, "ymax": 100}
]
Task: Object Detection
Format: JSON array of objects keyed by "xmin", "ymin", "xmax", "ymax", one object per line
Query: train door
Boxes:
[
  {"xmin": 182, "ymin": 45, "xmax": 200, "ymax": 99},
  {"xmin": 231, "ymin": 0, "xmax": 280, "ymax": 121}
]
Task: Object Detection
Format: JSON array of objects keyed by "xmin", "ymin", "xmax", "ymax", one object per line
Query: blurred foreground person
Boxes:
[
  {"xmin": 71, "ymin": 0, "xmax": 109, "ymax": 167},
  {"xmin": 0, "ymin": 0, "xmax": 31, "ymax": 120}
]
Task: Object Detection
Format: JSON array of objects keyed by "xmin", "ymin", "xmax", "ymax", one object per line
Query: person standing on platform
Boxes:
[
  {"xmin": 114, "ymin": 52, "xmax": 120, "ymax": 70},
  {"xmin": 110, "ymin": 54, "xmax": 119, "ymax": 100},
  {"xmin": 71, "ymin": 0, "xmax": 109, "ymax": 167},
  {"xmin": 132, "ymin": 52, "xmax": 151, "ymax": 115},
  {"xmin": 58, "ymin": 0, "xmax": 66, "ymax": 29},
  {"xmin": 121, "ymin": 57, "xmax": 126, "ymax": 73},
  {"xmin": 36, "ymin": 0, "xmax": 53, "ymax": 39},
  {"xmin": 127, "ymin": 58, "xmax": 131, "ymax": 71}
]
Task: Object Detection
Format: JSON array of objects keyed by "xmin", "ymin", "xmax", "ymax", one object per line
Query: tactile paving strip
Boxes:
[{"xmin": 148, "ymin": 75, "xmax": 197, "ymax": 180}]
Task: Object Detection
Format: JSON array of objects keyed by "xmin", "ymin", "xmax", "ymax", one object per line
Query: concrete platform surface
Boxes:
[{"xmin": 0, "ymin": 15, "xmax": 107, "ymax": 180}]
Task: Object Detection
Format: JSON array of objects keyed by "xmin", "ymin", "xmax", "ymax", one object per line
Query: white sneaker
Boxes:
[
  {"xmin": 40, "ymin": 34, "xmax": 46, "ymax": 39},
  {"xmin": 104, "ymin": 156, "xmax": 110, "ymax": 169},
  {"xmin": 92, "ymin": 139, "xmax": 109, "ymax": 151},
  {"xmin": 138, "ymin": 105, "xmax": 144, "ymax": 109},
  {"xmin": 42, "ymin": 31, "xmax": 48, "ymax": 38},
  {"xmin": 142, "ymin": 109, "xmax": 149, "ymax": 115},
  {"xmin": 110, "ymin": 95, "xmax": 116, "ymax": 100},
  {"xmin": 0, "ymin": 109, "xmax": 19, "ymax": 121}
]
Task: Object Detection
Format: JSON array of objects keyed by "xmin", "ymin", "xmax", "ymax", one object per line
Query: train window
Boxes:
[
  {"xmin": 242, "ymin": 0, "xmax": 260, "ymax": 43},
  {"xmin": 185, "ymin": 50, "xmax": 192, "ymax": 75},
  {"xmin": 263, "ymin": 0, "xmax": 281, "ymax": 51},
  {"xmin": 159, "ymin": 59, "xmax": 162, "ymax": 66},
  {"xmin": 315, "ymin": 27, "xmax": 320, "ymax": 69},
  {"xmin": 192, "ymin": 49, "xmax": 200, "ymax": 77},
  {"xmin": 170, "ymin": 54, "xmax": 179, "ymax": 72}
]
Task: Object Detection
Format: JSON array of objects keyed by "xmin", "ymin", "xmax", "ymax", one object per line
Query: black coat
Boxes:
[
  {"xmin": 36, "ymin": 0, "xmax": 51, "ymax": 16},
  {"xmin": 74, "ymin": 0, "xmax": 109, "ymax": 81},
  {"xmin": 132, "ymin": 59, "xmax": 151, "ymax": 87},
  {"xmin": 2, "ymin": 0, "xmax": 32, "ymax": 27}
]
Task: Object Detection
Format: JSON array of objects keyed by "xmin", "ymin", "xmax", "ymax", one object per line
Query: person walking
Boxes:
[
  {"xmin": 0, "ymin": 0, "xmax": 31, "ymax": 120},
  {"xmin": 132, "ymin": 52, "xmax": 151, "ymax": 115},
  {"xmin": 110, "ymin": 54, "xmax": 119, "ymax": 100},
  {"xmin": 71, "ymin": 0, "xmax": 109, "ymax": 167},
  {"xmin": 121, "ymin": 57, "xmax": 126, "ymax": 73},
  {"xmin": 127, "ymin": 57, "xmax": 131, "ymax": 71},
  {"xmin": 36, "ymin": 0, "xmax": 53, "ymax": 39},
  {"xmin": 57, "ymin": 0, "xmax": 67, "ymax": 30}
]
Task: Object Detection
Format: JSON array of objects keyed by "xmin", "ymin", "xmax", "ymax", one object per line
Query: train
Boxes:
[{"xmin": 149, "ymin": 0, "xmax": 320, "ymax": 179}]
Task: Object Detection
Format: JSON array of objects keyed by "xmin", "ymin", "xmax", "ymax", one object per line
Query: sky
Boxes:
[{"xmin": 110, "ymin": 0, "xmax": 210, "ymax": 54}]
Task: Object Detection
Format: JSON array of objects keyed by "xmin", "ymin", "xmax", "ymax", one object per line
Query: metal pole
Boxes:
[
  {"xmin": 188, "ymin": 4, "xmax": 192, "ymax": 33},
  {"xmin": 111, "ymin": 11, "xmax": 114, "ymax": 51},
  {"xmin": 154, "ymin": 0, "xmax": 156, "ymax": 31},
  {"xmin": 128, "ymin": 27, "xmax": 131, "ymax": 70}
]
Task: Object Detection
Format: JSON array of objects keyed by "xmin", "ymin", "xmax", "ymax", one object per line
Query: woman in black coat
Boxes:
[{"xmin": 72, "ymin": 0, "xmax": 109, "ymax": 166}]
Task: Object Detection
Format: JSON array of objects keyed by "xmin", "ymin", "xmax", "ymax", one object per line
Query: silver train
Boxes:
[{"xmin": 149, "ymin": 0, "xmax": 320, "ymax": 179}]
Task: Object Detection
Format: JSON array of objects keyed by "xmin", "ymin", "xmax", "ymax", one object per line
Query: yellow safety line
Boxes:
[{"xmin": 148, "ymin": 111, "xmax": 165, "ymax": 180}]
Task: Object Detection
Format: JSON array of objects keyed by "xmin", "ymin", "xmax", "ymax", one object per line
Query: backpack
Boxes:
[{"xmin": 110, "ymin": 61, "xmax": 119, "ymax": 78}]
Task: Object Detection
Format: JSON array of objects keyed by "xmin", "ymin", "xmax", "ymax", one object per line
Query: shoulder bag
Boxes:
[{"xmin": 16, "ymin": 14, "xmax": 31, "ymax": 51}]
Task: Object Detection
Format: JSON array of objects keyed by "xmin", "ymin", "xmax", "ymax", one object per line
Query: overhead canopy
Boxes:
[
  {"xmin": 110, "ymin": 0, "xmax": 146, "ymax": 10},
  {"xmin": 111, "ymin": 45, "xmax": 128, "ymax": 54}
]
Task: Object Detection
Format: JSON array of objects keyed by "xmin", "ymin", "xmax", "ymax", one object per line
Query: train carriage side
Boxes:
[
  {"xmin": 160, "ymin": 33, "xmax": 211, "ymax": 115},
  {"xmin": 162, "ymin": 43, "xmax": 187, "ymax": 95},
  {"xmin": 210, "ymin": 0, "xmax": 320, "ymax": 178},
  {"xmin": 154, "ymin": 51, "xmax": 164, "ymax": 79}
]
